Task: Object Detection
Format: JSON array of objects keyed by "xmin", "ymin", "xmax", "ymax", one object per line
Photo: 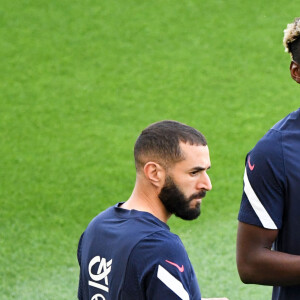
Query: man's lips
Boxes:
[{"xmin": 191, "ymin": 191, "xmax": 206, "ymax": 201}]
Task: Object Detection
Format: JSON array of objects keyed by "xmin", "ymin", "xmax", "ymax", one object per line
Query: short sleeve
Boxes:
[
  {"xmin": 238, "ymin": 129, "xmax": 286, "ymax": 229},
  {"xmin": 120, "ymin": 231, "xmax": 201, "ymax": 300}
]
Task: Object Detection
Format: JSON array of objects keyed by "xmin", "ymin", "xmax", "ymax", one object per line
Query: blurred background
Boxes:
[{"xmin": 1, "ymin": 0, "xmax": 299, "ymax": 299}]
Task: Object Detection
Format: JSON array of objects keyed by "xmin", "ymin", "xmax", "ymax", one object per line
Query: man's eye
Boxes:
[{"xmin": 190, "ymin": 171, "xmax": 198, "ymax": 176}]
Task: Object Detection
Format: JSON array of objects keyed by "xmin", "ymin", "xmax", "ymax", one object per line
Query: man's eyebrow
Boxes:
[{"xmin": 191, "ymin": 166, "xmax": 211, "ymax": 172}]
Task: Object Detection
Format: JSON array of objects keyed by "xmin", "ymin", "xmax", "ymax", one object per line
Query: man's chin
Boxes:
[{"xmin": 175, "ymin": 208, "xmax": 201, "ymax": 220}]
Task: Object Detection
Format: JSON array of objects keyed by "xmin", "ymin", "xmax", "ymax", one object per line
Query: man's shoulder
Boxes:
[
  {"xmin": 249, "ymin": 109, "xmax": 300, "ymax": 166},
  {"xmin": 140, "ymin": 229, "xmax": 182, "ymax": 245},
  {"xmin": 272, "ymin": 108, "xmax": 300, "ymax": 133},
  {"xmin": 253, "ymin": 108, "xmax": 300, "ymax": 152},
  {"xmin": 126, "ymin": 229, "xmax": 192, "ymax": 279},
  {"xmin": 81, "ymin": 206, "xmax": 172, "ymax": 254},
  {"xmin": 248, "ymin": 127, "xmax": 283, "ymax": 167},
  {"xmin": 255, "ymin": 128, "xmax": 282, "ymax": 150},
  {"xmin": 88, "ymin": 204, "xmax": 116, "ymax": 222},
  {"xmin": 132, "ymin": 230, "xmax": 188, "ymax": 260}
]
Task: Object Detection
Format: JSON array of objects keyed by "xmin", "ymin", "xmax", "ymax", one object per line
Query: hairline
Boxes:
[{"xmin": 135, "ymin": 140, "xmax": 207, "ymax": 172}]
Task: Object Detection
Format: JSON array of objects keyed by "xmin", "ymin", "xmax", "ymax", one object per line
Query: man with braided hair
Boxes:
[{"xmin": 237, "ymin": 18, "xmax": 300, "ymax": 299}]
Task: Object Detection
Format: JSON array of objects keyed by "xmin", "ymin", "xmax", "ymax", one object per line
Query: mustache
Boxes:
[{"xmin": 189, "ymin": 191, "xmax": 206, "ymax": 201}]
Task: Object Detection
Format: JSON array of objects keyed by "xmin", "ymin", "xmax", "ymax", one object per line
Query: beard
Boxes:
[{"xmin": 158, "ymin": 176, "xmax": 206, "ymax": 220}]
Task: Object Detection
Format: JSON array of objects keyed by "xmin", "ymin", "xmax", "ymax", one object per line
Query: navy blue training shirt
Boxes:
[
  {"xmin": 78, "ymin": 203, "xmax": 201, "ymax": 299},
  {"xmin": 238, "ymin": 108, "xmax": 300, "ymax": 299}
]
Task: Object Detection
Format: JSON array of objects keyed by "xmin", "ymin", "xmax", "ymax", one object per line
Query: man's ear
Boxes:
[
  {"xmin": 143, "ymin": 162, "xmax": 165, "ymax": 188},
  {"xmin": 290, "ymin": 61, "xmax": 300, "ymax": 83}
]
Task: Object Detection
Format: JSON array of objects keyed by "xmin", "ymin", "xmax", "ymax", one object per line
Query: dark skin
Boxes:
[
  {"xmin": 236, "ymin": 59, "xmax": 300, "ymax": 286},
  {"xmin": 237, "ymin": 223, "xmax": 300, "ymax": 285},
  {"xmin": 290, "ymin": 60, "xmax": 300, "ymax": 83}
]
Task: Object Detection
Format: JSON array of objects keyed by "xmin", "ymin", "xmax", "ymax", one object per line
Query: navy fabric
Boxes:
[
  {"xmin": 78, "ymin": 203, "xmax": 201, "ymax": 299},
  {"xmin": 238, "ymin": 108, "xmax": 300, "ymax": 300}
]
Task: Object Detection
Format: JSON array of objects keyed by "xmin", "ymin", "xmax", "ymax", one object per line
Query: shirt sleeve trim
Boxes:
[
  {"xmin": 243, "ymin": 168, "xmax": 277, "ymax": 229},
  {"xmin": 157, "ymin": 265, "xmax": 190, "ymax": 300}
]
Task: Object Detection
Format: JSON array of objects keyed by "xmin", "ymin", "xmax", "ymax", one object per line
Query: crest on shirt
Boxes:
[{"xmin": 88, "ymin": 255, "xmax": 113, "ymax": 299}]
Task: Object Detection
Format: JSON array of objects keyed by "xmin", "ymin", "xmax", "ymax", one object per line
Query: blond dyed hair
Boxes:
[{"xmin": 283, "ymin": 17, "xmax": 300, "ymax": 57}]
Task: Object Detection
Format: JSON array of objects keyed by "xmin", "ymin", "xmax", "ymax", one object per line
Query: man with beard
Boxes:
[{"xmin": 77, "ymin": 120, "xmax": 228, "ymax": 300}]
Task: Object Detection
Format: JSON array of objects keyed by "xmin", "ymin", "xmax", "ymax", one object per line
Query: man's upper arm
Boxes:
[
  {"xmin": 236, "ymin": 221, "xmax": 300, "ymax": 286},
  {"xmin": 236, "ymin": 221, "xmax": 278, "ymax": 283}
]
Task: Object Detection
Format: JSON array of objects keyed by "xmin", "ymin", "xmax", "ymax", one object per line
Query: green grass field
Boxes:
[{"xmin": 1, "ymin": 0, "xmax": 300, "ymax": 299}]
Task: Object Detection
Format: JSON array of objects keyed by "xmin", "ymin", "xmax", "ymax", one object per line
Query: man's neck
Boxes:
[{"xmin": 121, "ymin": 185, "xmax": 171, "ymax": 223}]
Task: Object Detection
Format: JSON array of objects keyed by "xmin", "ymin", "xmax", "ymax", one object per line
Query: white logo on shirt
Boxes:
[{"xmin": 88, "ymin": 256, "xmax": 112, "ymax": 300}]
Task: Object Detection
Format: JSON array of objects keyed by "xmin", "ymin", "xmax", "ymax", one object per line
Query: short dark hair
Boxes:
[
  {"xmin": 289, "ymin": 38, "xmax": 300, "ymax": 63},
  {"xmin": 134, "ymin": 120, "xmax": 207, "ymax": 170}
]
